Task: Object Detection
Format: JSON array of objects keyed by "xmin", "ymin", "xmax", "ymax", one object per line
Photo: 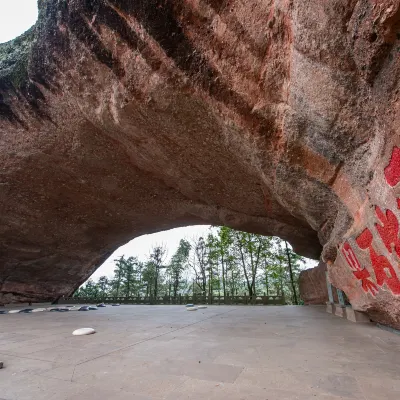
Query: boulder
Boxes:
[
  {"xmin": 299, "ymin": 262, "xmax": 334, "ymax": 305},
  {"xmin": 72, "ymin": 328, "xmax": 96, "ymax": 336},
  {"xmin": 1, "ymin": 1, "xmax": 400, "ymax": 327}
]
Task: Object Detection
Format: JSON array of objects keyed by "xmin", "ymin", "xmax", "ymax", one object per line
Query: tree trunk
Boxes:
[
  {"xmin": 221, "ymin": 254, "xmax": 226, "ymax": 297},
  {"xmin": 231, "ymin": 267, "xmax": 235, "ymax": 296},
  {"xmin": 173, "ymin": 272, "xmax": 179, "ymax": 298},
  {"xmin": 248, "ymin": 286, "xmax": 253, "ymax": 297},
  {"xmin": 285, "ymin": 241, "xmax": 298, "ymax": 305},
  {"xmin": 154, "ymin": 270, "xmax": 158, "ymax": 299},
  {"xmin": 126, "ymin": 277, "xmax": 130, "ymax": 298},
  {"xmin": 238, "ymin": 241, "xmax": 252, "ymax": 298},
  {"xmin": 116, "ymin": 273, "xmax": 121, "ymax": 297}
]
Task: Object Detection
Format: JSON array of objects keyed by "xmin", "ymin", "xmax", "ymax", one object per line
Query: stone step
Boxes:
[{"xmin": 326, "ymin": 303, "xmax": 371, "ymax": 324}]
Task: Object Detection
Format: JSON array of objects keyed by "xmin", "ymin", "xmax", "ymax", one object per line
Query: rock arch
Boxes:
[{"xmin": 1, "ymin": 0, "xmax": 400, "ymax": 327}]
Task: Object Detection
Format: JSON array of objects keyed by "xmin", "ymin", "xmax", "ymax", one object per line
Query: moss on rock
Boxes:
[{"xmin": 0, "ymin": 25, "xmax": 36, "ymax": 90}]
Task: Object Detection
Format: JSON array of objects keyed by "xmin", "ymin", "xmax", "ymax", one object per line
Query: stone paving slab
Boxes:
[{"xmin": 0, "ymin": 305, "xmax": 399, "ymax": 399}]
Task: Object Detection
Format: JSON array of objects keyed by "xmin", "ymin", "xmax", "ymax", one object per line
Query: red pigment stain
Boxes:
[
  {"xmin": 342, "ymin": 242, "xmax": 378, "ymax": 296},
  {"xmin": 384, "ymin": 147, "xmax": 400, "ymax": 187},
  {"xmin": 356, "ymin": 228, "xmax": 400, "ymax": 295},
  {"xmin": 375, "ymin": 206, "xmax": 400, "ymax": 258}
]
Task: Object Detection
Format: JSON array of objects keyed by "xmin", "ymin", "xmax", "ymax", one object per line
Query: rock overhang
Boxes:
[{"xmin": 0, "ymin": 0, "xmax": 399, "ymax": 327}]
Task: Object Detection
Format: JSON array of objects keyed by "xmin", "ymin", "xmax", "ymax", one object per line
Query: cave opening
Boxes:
[
  {"xmin": 72, "ymin": 225, "xmax": 317, "ymax": 306},
  {"xmin": 0, "ymin": 0, "xmax": 37, "ymax": 44}
]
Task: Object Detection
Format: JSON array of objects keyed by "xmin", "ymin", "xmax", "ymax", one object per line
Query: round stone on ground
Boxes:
[{"xmin": 72, "ymin": 328, "xmax": 96, "ymax": 336}]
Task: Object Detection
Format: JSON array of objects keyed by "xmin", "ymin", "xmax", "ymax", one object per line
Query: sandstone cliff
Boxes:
[
  {"xmin": 299, "ymin": 262, "xmax": 329, "ymax": 305},
  {"xmin": 1, "ymin": 0, "xmax": 400, "ymax": 327}
]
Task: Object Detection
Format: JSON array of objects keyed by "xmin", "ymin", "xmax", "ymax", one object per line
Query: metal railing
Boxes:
[{"xmin": 59, "ymin": 294, "xmax": 285, "ymax": 306}]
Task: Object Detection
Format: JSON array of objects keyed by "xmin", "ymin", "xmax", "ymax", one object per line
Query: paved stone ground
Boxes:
[{"xmin": 0, "ymin": 305, "xmax": 399, "ymax": 399}]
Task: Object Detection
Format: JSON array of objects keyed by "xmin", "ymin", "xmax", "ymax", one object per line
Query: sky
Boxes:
[
  {"xmin": 90, "ymin": 225, "xmax": 213, "ymax": 281},
  {"xmin": 0, "ymin": 1, "xmax": 38, "ymax": 43},
  {"xmin": 0, "ymin": 1, "xmax": 318, "ymax": 282}
]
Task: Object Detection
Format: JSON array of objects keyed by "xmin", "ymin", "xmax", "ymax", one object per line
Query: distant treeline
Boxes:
[{"xmin": 74, "ymin": 227, "xmax": 307, "ymax": 304}]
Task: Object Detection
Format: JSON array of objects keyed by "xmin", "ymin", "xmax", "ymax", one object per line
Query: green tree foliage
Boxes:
[
  {"xmin": 189, "ymin": 236, "xmax": 209, "ymax": 295},
  {"xmin": 148, "ymin": 245, "xmax": 167, "ymax": 298},
  {"xmin": 74, "ymin": 228, "xmax": 307, "ymax": 304},
  {"xmin": 98, "ymin": 276, "xmax": 109, "ymax": 299},
  {"xmin": 168, "ymin": 239, "xmax": 191, "ymax": 297},
  {"xmin": 231, "ymin": 231, "xmax": 274, "ymax": 297},
  {"xmin": 74, "ymin": 278, "xmax": 99, "ymax": 298}
]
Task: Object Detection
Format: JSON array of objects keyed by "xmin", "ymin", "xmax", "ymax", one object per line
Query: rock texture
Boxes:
[
  {"xmin": 299, "ymin": 262, "xmax": 329, "ymax": 305},
  {"xmin": 1, "ymin": 1, "xmax": 400, "ymax": 327}
]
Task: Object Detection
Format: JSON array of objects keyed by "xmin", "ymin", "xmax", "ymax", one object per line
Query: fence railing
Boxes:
[{"xmin": 59, "ymin": 294, "xmax": 285, "ymax": 306}]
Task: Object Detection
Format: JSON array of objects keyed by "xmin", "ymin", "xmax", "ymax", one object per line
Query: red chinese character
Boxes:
[
  {"xmin": 353, "ymin": 269, "xmax": 379, "ymax": 296},
  {"xmin": 341, "ymin": 242, "xmax": 378, "ymax": 296},
  {"xmin": 384, "ymin": 147, "xmax": 400, "ymax": 187},
  {"xmin": 375, "ymin": 206, "xmax": 400, "ymax": 258},
  {"xmin": 356, "ymin": 229, "xmax": 400, "ymax": 295},
  {"xmin": 342, "ymin": 242, "xmax": 362, "ymax": 271}
]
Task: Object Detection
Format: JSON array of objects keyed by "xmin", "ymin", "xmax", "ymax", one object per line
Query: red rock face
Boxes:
[
  {"xmin": 299, "ymin": 262, "xmax": 330, "ymax": 305},
  {"xmin": 333, "ymin": 145, "xmax": 400, "ymax": 328},
  {"xmin": 1, "ymin": 1, "xmax": 400, "ymax": 327}
]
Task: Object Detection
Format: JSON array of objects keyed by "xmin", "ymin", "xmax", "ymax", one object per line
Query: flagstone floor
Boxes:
[{"xmin": 0, "ymin": 305, "xmax": 399, "ymax": 399}]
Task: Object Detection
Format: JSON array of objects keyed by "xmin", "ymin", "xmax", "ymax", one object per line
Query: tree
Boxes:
[
  {"xmin": 102, "ymin": 256, "xmax": 145, "ymax": 299},
  {"xmin": 232, "ymin": 231, "xmax": 273, "ymax": 297},
  {"xmin": 283, "ymin": 241, "xmax": 305, "ymax": 304},
  {"xmin": 133, "ymin": 260, "xmax": 145, "ymax": 296},
  {"xmin": 189, "ymin": 237, "xmax": 208, "ymax": 295},
  {"xmin": 206, "ymin": 233, "xmax": 220, "ymax": 296},
  {"xmin": 210, "ymin": 227, "xmax": 236, "ymax": 296},
  {"xmin": 262, "ymin": 238, "xmax": 305, "ymax": 304},
  {"xmin": 142, "ymin": 261, "xmax": 155, "ymax": 298},
  {"xmin": 169, "ymin": 239, "xmax": 191, "ymax": 298},
  {"xmin": 148, "ymin": 245, "xmax": 167, "ymax": 299},
  {"xmin": 285, "ymin": 241, "xmax": 298, "ymax": 305},
  {"xmin": 120, "ymin": 256, "xmax": 139, "ymax": 298},
  {"xmin": 76, "ymin": 278, "xmax": 99, "ymax": 299},
  {"xmin": 112, "ymin": 256, "xmax": 126, "ymax": 297},
  {"xmin": 98, "ymin": 276, "xmax": 109, "ymax": 299},
  {"xmin": 73, "ymin": 228, "xmax": 308, "ymax": 305}
]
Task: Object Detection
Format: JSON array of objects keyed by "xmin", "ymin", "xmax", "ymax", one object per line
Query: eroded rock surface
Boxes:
[
  {"xmin": 1, "ymin": 0, "xmax": 400, "ymax": 327},
  {"xmin": 299, "ymin": 262, "xmax": 330, "ymax": 305}
]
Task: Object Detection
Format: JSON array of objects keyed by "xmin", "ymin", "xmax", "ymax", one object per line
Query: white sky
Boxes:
[
  {"xmin": 91, "ymin": 226, "xmax": 214, "ymax": 281},
  {"xmin": 0, "ymin": 1, "xmax": 318, "ymax": 282},
  {"xmin": 0, "ymin": 1, "xmax": 38, "ymax": 43}
]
